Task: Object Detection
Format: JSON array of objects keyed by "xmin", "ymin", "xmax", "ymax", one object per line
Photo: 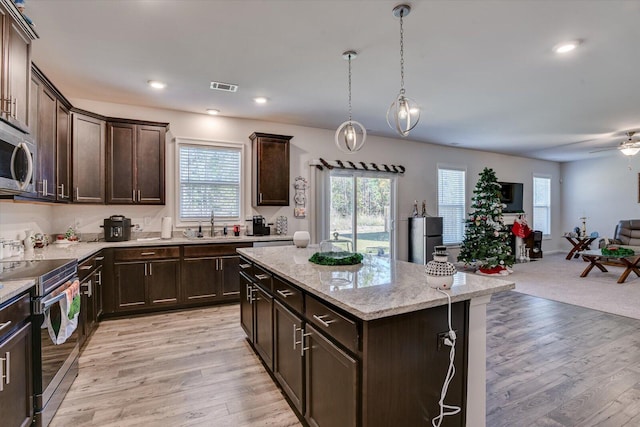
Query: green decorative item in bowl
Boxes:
[
  {"xmin": 601, "ymin": 246, "xmax": 635, "ymax": 257},
  {"xmin": 309, "ymin": 251, "xmax": 363, "ymax": 266}
]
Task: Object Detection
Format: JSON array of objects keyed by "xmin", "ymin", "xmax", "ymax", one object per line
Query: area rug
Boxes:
[{"xmin": 506, "ymin": 253, "xmax": 640, "ymax": 320}]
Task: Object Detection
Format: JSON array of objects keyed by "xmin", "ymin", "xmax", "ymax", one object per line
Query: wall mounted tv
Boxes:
[{"xmin": 498, "ymin": 182, "xmax": 523, "ymax": 213}]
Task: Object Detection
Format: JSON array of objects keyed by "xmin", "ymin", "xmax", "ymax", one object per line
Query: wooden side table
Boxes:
[{"xmin": 563, "ymin": 236, "xmax": 597, "ymax": 260}]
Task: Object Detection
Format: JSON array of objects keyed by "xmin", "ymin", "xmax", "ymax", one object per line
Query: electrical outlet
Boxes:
[
  {"xmin": 437, "ymin": 330, "xmax": 457, "ymax": 350},
  {"xmin": 144, "ymin": 216, "xmax": 151, "ymax": 226}
]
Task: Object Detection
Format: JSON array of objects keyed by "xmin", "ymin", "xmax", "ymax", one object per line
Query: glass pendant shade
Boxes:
[
  {"xmin": 335, "ymin": 50, "xmax": 366, "ymax": 153},
  {"xmin": 387, "ymin": 93, "xmax": 420, "ymax": 137},
  {"xmin": 335, "ymin": 120, "xmax": 366, "ymax": 152}
]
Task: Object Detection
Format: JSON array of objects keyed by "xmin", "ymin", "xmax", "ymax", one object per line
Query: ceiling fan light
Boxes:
[{"xmin": 620, "ymin": 146, "xmax": 640, "ymax": 156}]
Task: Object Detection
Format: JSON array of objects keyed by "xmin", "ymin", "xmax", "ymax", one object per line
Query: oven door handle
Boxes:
[{"xmin": 40, "ymin": 292, "xmax": 67, "ymax": 313}]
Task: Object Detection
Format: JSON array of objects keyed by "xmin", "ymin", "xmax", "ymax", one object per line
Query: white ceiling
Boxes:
[{"xmin": 28, "ymin": 0, "xmax": 640, "ymax": 162}]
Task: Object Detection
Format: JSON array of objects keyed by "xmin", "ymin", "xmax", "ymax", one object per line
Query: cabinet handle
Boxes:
[
  {"xmin": 218, "ymin": 259, "xmax": 223, "ymax": 271},
  {"xmin": 239, "ymin": 263, "xmax": 251, "ymax": 269},
  {"xmin": 293, "ymin": 324, "xmax": 302, "ymax": 350},
  {"xmin": 255, "ymin": 274, "xmax": 269, "ymax": 280},
  {"xmin": 277, "ymin": 289, "xmax": 294, "ymax": 298},
  {"xmin": 0, "ymin": 351, "xmax": 9, "ymax": 390},
  {"xmin": 137, "ymin": 190, "xmax": 141, "ymax": 202},
  {"xmin": 301, "ymin": 329, "xmax": 311, "ymax": 356},
  {"xmin": 75, "ymin": 187, "xmax": 80, "ymax": 200},
  {"xmin": 132, "ymin": 189, "xmax": 136, "ymax": 202},
  {"xmin": 95, "ymin": 270, "xmax": 102, "ymax": 285},
  {"xmin": 79, "ymin": 265, "xmax": 93, "ymax": 270},
  {"xmin": 82, "ymin": 279, "xmax": 93, "ymax": 297},
  {"xmin": 144, "ymin": 263, "xmax": 147, "ymax": 276},
  {"xmin": 140, "ymin": 252, "xmax": 156, "ymax": 256},
  {"xmin": 95, "ymin": 256, "xmax": 105, "ymax": 261},
  {"xmin": 58, "ymin": 183, "xmax": 66, "ymax": 199},
  {"xmin": 246, "ymin": 283, "xmax": 251, "ymax": 302},
  {"xmin": 259, "ymin": 193, "xmax": 263, "ymax": 203},
  {"xmin": 43, "ymin": 179, "xmax": 48, "ymax": 196},
  {"xmin": 149, "ymin": 263, "xmax": 153, "ymax": 276},
  {"xmin": 12, "ymin": 98, "xmax": 16, "ymax": 119},
  {"xmin": 0, "ymin": 321, "xmax": 11, "ymax": 333},
  {"xmin": 312, "ymin": 314, "xmax": 335, "ymax": 328}
]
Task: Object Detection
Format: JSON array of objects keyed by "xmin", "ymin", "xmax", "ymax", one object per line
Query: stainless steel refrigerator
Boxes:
[{"xmin": 408, "ymin": 216, "xmax": 443, "ymax": 264}]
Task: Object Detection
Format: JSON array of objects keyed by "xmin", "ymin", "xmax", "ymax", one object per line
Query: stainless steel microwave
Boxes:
[{"xmin": 0, "ymin": 124, "xmax": 35, "ymax": 195}]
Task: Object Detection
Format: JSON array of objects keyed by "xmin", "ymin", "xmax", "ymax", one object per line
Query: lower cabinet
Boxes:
[
  {"xmin": 240, "ymin": 257, "xmax": 360, "ymax": 427},
  {"xmin": 111, "ymin": 246, "xmax": 181, "ymax": 313},
  {"xmin": 0, "ymin": 294, "xmax": 33, "ymax": 427},
  {"xmin": 304, "ymin": 324, "xmax": 358, "ymax": 427}
]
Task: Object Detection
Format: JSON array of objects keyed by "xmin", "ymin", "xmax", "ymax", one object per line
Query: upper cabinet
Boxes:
[
  {"xmin": 106, "ymin": 121, "xmax": 167, "ymax": 205},
  {"xmin": 0, "ymin": 0, "xmax": 37, "ymax": 134},
  {"xmin": 250, "ymin": 132, "xmax": 292, "ymax": 206},
  {"xmin": 72, "ymin": 111, "xmax": 105, "ymax": 203}
]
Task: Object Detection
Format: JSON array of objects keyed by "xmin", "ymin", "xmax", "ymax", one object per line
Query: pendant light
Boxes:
[
  {"xmin": 387, "ymin": 4, "xmax": 420, "ymax": 137},
  {"xmin": 335, "ymin": 50, "xmax": 366, "ymax": 153}
]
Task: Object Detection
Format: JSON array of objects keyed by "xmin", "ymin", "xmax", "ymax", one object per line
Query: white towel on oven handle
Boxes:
[{"xmin": 44, "ymin": 279, "xmax": 80, "ymax": 345}]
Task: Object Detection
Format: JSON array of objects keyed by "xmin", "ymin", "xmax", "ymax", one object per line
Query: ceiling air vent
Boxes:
[{"xmin": 210, "ymin": 81, "xmax": 238, "ymax": 92}]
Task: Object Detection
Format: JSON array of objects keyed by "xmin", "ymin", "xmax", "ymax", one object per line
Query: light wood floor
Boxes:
[{"xmin": 51, "ymin": 293, "xmax": 640, "ymax": 426}]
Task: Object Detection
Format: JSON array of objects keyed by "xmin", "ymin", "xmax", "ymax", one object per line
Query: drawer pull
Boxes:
[
  {"xmin": 79, "ymin": 265, "xmax": 93, "ymax": 270},
  {"xmin": 239, "ymin": 263, "xmax": 251, "ymax": 269},
  {"xmin": 277, "ymin": 289, "xmax": 294, "ymax": 298},
  {"xmin": 255, "ymin": 274, "xmax": 269, "ymax": 280},
  {"xmin": 95, "ymin": 256, "xmax": 105, "ymax": 261},
  {"xmin": 312, "ymin": 314, "xmax": 335, "ymax": 328},
  {"xmin": 0, "ymin": 321, "xmax": 12, "ymax": 333},
  {"xmin": 140, "ymin": 252, "xmax": 156, "ymax": 256}
]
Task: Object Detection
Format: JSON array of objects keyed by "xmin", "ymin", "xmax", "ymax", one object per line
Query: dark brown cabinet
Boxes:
[
  {"xmin": 78, "ymin": 252, "xmax": 103, "ymax": 348},
  {"xmin": 273, "ymin": 300, "xmax": 304, "ymax": 413},
  {"xmin": 181, "ymin": 243, "xmax": 251, "ymax": 305},
  {"xmin": 0, "ymin": 0, "xmax": 37, "ymax": 133},
  {"xmin": 239, "ymin": 265, "xmax": 274, "ymax": 370},
  {"xmin": 305, "ymin": 324, "xmax": 358, "ymax": 427},
  {"xmin": 111, "ymin": 246, "xmax": 180, "ymax": 313},
  {"xmin": 107, "ymin": 121, "xmax": 166, "ymax": 205},
  {"xmin": 72, "ymin": 112, "xmax": 105, "ymax": 203},
  {"xmin": 0, "ymin": 293, "xmax": 33, "ymax": 427},
  {"xmin": 56, "ymin": 103, "xmax": 71, "ymax": 201},
  {"xmin": 250, "ymin": 132, "xmax": 291, "ymax": 206}
]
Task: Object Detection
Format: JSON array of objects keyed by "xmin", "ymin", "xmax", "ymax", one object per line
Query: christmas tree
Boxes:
[{"xmin": 457, "ymin": 167, "xmax": 514, "ymax": 273}]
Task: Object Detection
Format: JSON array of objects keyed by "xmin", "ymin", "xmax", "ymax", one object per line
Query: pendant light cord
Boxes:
[
  {"xmin": 399, "ymin": 9, "xmax": 405, "ymax": 94},
  {"xmin": 348, "ymin": 53, "xmax": 353, "ymax": 122}
]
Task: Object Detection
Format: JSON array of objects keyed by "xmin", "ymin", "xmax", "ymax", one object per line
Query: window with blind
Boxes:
[
  {"xmin": 438, "ymin": 167, "xmax": 466, "ymax": 245},
  {"xmin": 178, "ymin": 142, "xmax": 242, "ymax": 222},
  {"xmin": 533, "ymin": 175, "xmax": 551, "ymax": 236}
]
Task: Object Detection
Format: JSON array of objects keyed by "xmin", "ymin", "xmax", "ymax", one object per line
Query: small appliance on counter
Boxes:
[
  {"xmin": 251, "ymin": 215, "xmax": 270, "ymax": 236},
  {"xmin": 101, "ymin": 215, "xmax": 133, "ymax": 241}
]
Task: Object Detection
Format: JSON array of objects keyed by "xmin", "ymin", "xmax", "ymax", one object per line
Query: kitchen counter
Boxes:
[
  {"xmin": 0, "ymin": 235, "xmax": 292, "ymax": 304},
  {"xmin": 237, "ymin": 245, "xmax": 514, "ymax": 321}
]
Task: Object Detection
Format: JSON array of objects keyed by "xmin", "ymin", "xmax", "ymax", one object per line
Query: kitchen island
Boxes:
[{"xmin": 237, "ymin": 246, "xmax": 514, "ymax": 427}]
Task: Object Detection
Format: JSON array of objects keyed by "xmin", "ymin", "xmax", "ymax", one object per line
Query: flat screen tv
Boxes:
[{"xmin": 498, "ymin": 182, "xmax": 523, "ymax": 213}]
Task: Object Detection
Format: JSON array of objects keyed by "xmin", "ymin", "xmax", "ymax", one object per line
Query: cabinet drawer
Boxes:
[
  {"xmin": 78, "ymin": 255, "xmax": 97, "ymax": 280},
  {"xmin": 306, "ymin": 295, "xmax": 359, "ymax": 353},
  {"xmin": 0, "ymin": 293, "xmax": 30, "ymax": 341},
  {"xmin": 114, "ymin": 246, "xmax": 180, "ymax": 261},
  {"xmin": 238, "ymin": 257, "xmax": 253, "ymax": 277},
  {"xmin": 273, "ymin": 276, "xmax": 303, "ymax": 313},
  {"xmin": 184, "ymin": 243, "xmax": 252, "ymax": 258},
  {"xmin": 253, "ymin": 264, "xmax": 273, "ymax": 291}
]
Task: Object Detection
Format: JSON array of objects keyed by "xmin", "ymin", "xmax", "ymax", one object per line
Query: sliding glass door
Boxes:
[{"xmin": 328, "ymin": 171, "xmax": 395, "ymax": 257}]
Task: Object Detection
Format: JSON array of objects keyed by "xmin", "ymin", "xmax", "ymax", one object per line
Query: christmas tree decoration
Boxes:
[{"xmin": 457, "ymin": 167, "xmax": 514, "ymax": 273}]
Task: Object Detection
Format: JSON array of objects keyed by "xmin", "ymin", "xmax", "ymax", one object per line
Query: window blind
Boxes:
[
  {"xmin": 533, "ymin": 176, "xmax": 551, "ymax": 235},
  {"xmin": 178, "ymin": 144, "xmax": 241, "ymax": 221},
  {"xmin": 438, "ymin": 168, "xmax": 466, "ymax": 245}
]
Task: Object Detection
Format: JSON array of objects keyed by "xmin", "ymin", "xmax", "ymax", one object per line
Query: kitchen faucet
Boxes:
[{"xmin": 210, "ymin": 210, "xmax": 215, "ymax": 237}]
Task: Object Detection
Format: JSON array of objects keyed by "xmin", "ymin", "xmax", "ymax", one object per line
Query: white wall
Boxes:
[
  {"xmin": 561, "ymin": 154, "xmax": 640, "ymax": 246},
  {"xmin": 0, "ymin": 98, "xmax": 562, "ymax": 261}
]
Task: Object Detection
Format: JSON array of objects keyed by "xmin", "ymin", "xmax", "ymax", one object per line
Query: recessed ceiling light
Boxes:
[
  {"xmin": 553, "ymin": 40, "xmax": 581, "ymax": 54},
  {"xmin": 148, "ymin": 80, "xmax": 167, "ymax": 89},
  {"xmin": 253, "ymin": 97, "xmax": 268, "ymax": 104},
  {"xmin": 206, "ymin": 109, "xmax": 220, "ymax": 115}
]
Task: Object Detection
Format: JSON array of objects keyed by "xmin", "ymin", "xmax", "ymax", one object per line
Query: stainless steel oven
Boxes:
[
  {"xmin": 0, "ymin": 124, "xmax": 35, "ymax": 195},
  {"xmin": 0, "ymin": 259, "xmax": 78, "ymax": 427}
]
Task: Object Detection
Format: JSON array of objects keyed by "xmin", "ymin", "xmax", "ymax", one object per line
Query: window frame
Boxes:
[
  {"xmin": 319, "ymin": 168, "xmax": 398, "ymax": 259},
  {"xmin": 437, "ymin": 164, "xmax": 467, "ymax": 246},
  {"xmin": 532, "ymin": 174, "xmax": 552, "ymax": 237},
  {"xmin": 174, "ymin": 137, "xmax": 245, "ymax": 228}
]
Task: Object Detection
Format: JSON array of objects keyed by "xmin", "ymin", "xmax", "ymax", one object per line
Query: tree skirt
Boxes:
[{"xmin": 476, "ymin": 265, "xmax": 513, "ymax": 276}]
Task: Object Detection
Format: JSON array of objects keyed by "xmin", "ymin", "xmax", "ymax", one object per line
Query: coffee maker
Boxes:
[{"xmin": 252, "ymin": 215, "xmax": 270, "ymax": 236}]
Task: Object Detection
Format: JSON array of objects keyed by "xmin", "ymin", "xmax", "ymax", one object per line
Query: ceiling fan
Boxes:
[{"xmin": 589, "ymin": 131, "xmax": 640, "ymax": 156}]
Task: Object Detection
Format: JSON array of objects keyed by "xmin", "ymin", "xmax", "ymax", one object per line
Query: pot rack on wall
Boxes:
[{"xmin": 310, "ymin": 158, "xmax": 405, "ymax": 174}]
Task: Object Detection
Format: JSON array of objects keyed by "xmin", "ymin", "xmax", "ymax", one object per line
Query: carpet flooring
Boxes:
[{"xmin": 506, "ymin": 253, "xmax": 640, "ymax": 320}]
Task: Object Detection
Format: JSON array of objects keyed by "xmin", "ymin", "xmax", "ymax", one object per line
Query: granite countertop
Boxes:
[
  {"xmin": 237, "ymin": 246, "xmax": 515, "ymax": 321},
  {"xmin": 0, "ymin": 235, "xmax": 292, "ymax": 306}
]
